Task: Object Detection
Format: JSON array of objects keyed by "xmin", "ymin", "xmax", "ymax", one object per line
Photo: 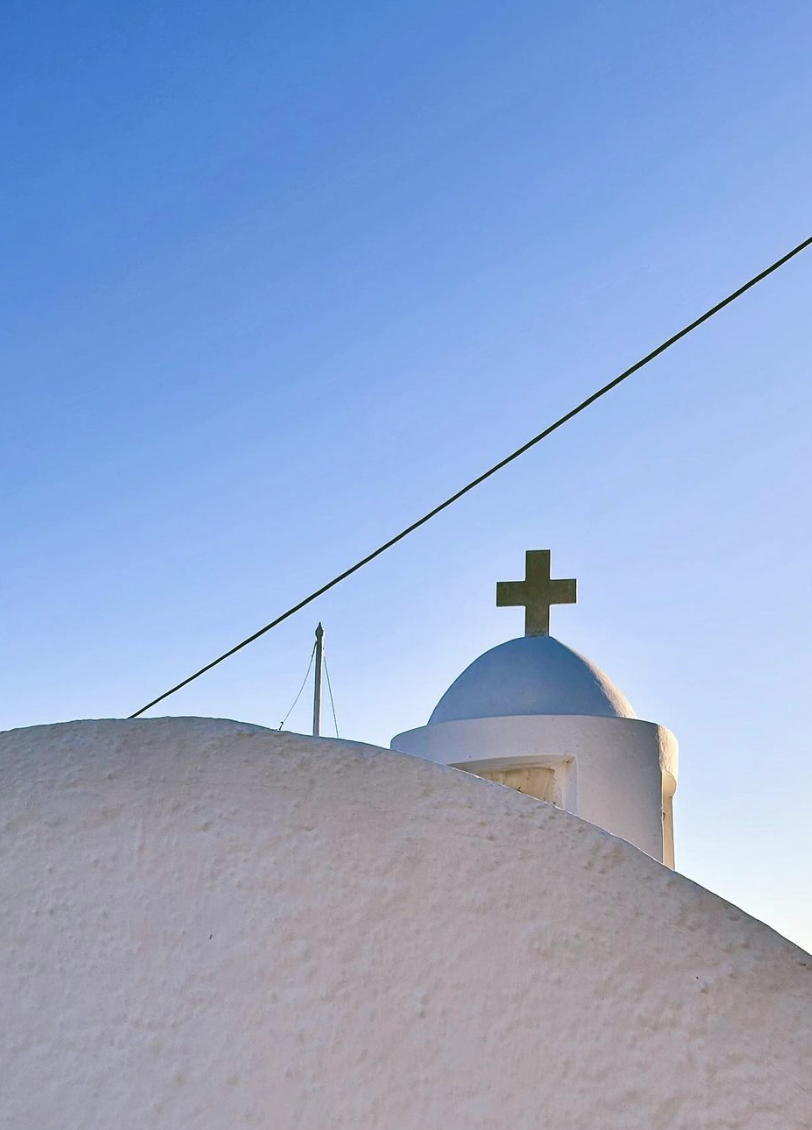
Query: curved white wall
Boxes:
[
  {"xmin": 2, "ymin": 719, "xmax": 808, "ymax": 1130},
  {"xmin": 393, "ymin": 713, "xmax": 677, "ymax": 864}
]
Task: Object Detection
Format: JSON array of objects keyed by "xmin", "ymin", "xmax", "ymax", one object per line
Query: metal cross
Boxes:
[{"xmin": 496, "ymin": 550, "xmax": 576, "ymax": 637}]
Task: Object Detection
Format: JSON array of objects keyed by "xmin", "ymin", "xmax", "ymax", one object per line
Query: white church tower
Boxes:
[{"xmin": 392, "ymin": 550, "xmax": 678, "ymax": 866}]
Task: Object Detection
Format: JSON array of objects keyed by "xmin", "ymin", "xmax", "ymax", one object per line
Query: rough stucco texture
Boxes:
[{"xmin": 2, "ymin": 718, "xmax": 810, "ymax": 1130}]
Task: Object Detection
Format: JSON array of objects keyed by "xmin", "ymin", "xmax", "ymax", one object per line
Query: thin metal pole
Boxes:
[{"xmin": 312, "ymin": 623, "xmax": 324, "ymax": 737}]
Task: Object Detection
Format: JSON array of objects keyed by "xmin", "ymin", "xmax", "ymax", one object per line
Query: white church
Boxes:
[{"xmin": 2, "ymin": 550, "xmax": 810, "ymax": 1129}]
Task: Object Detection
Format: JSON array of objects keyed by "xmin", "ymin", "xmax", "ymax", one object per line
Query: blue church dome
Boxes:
[{"xmin": 429, "ymin": 636, "xmax": 635, "ymax": 724}]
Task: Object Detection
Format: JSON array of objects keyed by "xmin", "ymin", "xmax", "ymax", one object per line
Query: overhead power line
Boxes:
[{"xmin": 129, "ymin": 233, "xmax": 812, "ymax": 719}]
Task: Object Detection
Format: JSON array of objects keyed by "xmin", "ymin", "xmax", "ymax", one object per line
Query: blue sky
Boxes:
[{"xmin": 3, "ymin": 1, "xmax": 812, "ymax": 948}]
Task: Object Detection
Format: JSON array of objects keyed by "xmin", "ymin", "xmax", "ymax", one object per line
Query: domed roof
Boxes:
[{"xmin": 429, "ymin": 636, "xmax": 635, "ymax": 724}]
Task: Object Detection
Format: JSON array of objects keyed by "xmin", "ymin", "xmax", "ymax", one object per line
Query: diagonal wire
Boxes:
[
  {"xmin": 129, "ymin": 232, "xmax": 812, "ymax": 718},
  {"xmin": 323, "ymin": 650, "xmax": 339, "ymax": 738},
  {"xmin": 277, "ymin": 641, "xmax": 316, "ymax": 731}
]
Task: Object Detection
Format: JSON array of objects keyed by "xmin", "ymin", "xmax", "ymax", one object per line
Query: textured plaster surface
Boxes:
[{"xmin": 2, "ymin": 718, "xmax": 810, "ymax": 1130}]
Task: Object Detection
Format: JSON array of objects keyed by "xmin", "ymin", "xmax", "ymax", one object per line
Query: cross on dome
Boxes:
[{"xmin": 496, "ymin": 550, "xmax": 576, "ymax": 637}]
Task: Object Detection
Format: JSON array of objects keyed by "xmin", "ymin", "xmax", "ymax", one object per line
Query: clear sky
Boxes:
[{"xmin": 3, "ymin": 1, "xmax": 811, "ymax": 948}]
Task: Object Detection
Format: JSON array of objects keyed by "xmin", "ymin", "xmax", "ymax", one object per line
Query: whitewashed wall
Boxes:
[
  {"xmin": 2, "ymin": 719, "xmax": 809, "ymax": 1130},
  {"xmin": 392, "ymin": 713, "xmax": 677, "ymax": 863}
]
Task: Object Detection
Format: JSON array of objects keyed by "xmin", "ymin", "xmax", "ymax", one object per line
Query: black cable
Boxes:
[
  {"xmin": 323, "ymin": 651, "xmax": 339, "ymax": 738},
  {"xmin": 129, "ymin": 233, "xmax": 812, "ymax": 718},
  {"xmin": 277, "ymin": 641, "xmax": 316, "ymax": 731}
]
